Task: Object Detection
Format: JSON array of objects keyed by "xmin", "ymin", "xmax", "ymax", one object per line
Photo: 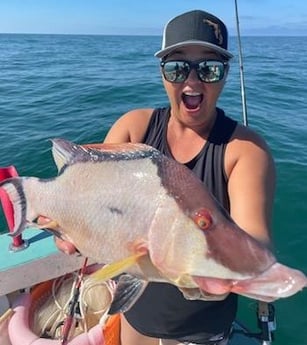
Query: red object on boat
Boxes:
[{"xmin": 0, "ymin": 165, "xmax": 24, "ymax": 247}]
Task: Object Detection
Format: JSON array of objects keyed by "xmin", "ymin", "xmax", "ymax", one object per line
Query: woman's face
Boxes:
[{"xmin": 161, "ymin": 45, "xmax": 229, "ymax": 129}]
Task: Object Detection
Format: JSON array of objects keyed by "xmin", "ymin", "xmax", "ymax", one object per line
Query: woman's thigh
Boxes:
[
  {"xmin": 120, "ymin": 314, "xmax": 159, "ymax": 345},
  {"xmin": 120, "ymin": 314, "xmax": 229, "ymax": 345}
]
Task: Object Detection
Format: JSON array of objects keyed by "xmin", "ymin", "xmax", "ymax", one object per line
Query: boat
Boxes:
[{"xmin": 0, "ymin": 165, "xmax": 275, "ymax": 345}]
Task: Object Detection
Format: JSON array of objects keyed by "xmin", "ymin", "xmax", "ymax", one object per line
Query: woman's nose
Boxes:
[{"xmin": 185, "ymin": 68, "xmax": 201, "ymax": 83}]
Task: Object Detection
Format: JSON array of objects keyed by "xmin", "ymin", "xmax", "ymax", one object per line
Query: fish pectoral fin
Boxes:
[
  {"xmin": 37, "ymin": 220, "xmax": 59, "ymax": 230},
  {"xmin": 108, "ymin": 274, "xmax": 148, "ymax": 314},
  {"xmin": 34, "ymin": 218, "xmax": 66, "ymax": 239},
  {"xmin": 91, "ymin": 253, "xmax": 146, "ymax": 282}
]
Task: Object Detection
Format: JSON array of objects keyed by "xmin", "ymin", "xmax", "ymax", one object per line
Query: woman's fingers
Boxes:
[
  {"xmin": 54, "ymin": 237, "xmax": 77, "ymax": 255},
  {"xmin": 36, "ymin": 216, "xmax": 76, "ymax": 255}
]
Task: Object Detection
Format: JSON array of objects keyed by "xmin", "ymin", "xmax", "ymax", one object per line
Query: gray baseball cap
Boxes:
[{"xmin": 155, "ymin": 10, "xmax": 233, "ymax": 60}]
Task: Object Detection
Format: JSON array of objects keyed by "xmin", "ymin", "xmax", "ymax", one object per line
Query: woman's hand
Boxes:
[
  {"xmin": 54, "ymin": 237, "xmax": 77, "ymax": 255},
  {"xmin": 37, "ymin": 216, "xmax": 77, "ymax": 254}
]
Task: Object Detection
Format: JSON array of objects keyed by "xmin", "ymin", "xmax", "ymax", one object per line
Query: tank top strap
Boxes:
[{"xmin": 142, "ymin": 107, "xmax": 170, "ymax": 155}]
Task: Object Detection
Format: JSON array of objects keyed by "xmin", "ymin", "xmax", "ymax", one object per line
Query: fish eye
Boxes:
[{"xmin": 192, "ymin": 208, "xmax": 212, "ymax": 231}]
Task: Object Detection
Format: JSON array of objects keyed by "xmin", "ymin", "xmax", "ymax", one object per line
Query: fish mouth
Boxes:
[{"xmin": 182, "ymin": 92, "xmax": 203, "ymax": 110}]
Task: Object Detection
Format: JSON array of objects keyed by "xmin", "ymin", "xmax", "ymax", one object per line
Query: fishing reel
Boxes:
[
  {"xmin": 244, "ymin": 301, "xmax": 276, "ymax": 343},
  {"xmin": 256, "ymin": 301, "xmax": 276, "ymax": 343}
]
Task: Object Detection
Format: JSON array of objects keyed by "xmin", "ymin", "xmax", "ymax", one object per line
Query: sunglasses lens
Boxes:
[
  {"xmin": 198, "ymin": 61, "xmax": 225, "ymax": 83},
  {"xmin": 161, "ymin": 60, "xmax": 226, "ymax": 83},
  {"xmin": 161, "ymin": 61, "xmax": 189, "ymax": 83}
]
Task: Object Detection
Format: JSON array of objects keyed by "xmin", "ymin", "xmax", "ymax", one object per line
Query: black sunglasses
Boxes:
[{"xmin": 160, "ymin": 59, "xmax": 228, "ymax": 84}]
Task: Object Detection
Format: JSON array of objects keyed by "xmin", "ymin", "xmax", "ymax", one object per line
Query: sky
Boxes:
[{"xmin": 0, "ymin": 0, "xmax": 306, "ymax": 36}]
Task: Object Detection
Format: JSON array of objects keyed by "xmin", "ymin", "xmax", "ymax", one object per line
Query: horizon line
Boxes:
[{"xmin": 1, "ymin": 32, "xmax": 307, "ymax": 37}]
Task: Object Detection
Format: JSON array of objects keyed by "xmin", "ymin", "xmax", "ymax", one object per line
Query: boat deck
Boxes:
[{"xmin": 0, "ymin": 227, "xmax": 87, "ymax": 296}]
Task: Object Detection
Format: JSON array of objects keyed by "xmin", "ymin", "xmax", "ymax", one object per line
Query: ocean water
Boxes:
[{"xmin": 0, "ymin": 34, "xmax": 306, "ymax": 344}]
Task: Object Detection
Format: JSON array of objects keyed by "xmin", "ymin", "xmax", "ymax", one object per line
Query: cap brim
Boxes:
[{"xmin": 154, "ymin": 40, "xmax": 233, "ymax": 59}]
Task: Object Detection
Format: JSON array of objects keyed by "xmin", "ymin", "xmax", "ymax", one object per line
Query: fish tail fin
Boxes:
[{"xmin": 0, "ymin": 177, "xmax": 28, "ymax": 236}]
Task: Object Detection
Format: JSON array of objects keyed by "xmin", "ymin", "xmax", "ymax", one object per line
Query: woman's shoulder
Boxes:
[
  {"xmin": 104, "ymin": 108, "xmax": 154, "ymax": 143},
  {"xmin": 230, "ymin": 123, "xmax": 271, "ymax": 151},
  {"xmin": 225, "ymin": 122, "xmax": 275, "ymax": 180}
]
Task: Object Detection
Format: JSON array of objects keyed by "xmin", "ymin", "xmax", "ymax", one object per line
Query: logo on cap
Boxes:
[{"xmin": 204, "ymin": 19, "xmax": 224, "ymax": 46}]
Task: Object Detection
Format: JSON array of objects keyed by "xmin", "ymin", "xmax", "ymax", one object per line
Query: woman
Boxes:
[{"xmin": 58, "ymin": 9, "xmax": 276, "ymax": 345}]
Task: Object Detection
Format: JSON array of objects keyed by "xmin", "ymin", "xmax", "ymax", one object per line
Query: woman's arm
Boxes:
[
  {"xmin": 104, "ymin": 108, "xmax": 153, "ymax": 143},
  {"xmin": 225, "ymin": 125, "xmax": 276, "ymax": 247}
]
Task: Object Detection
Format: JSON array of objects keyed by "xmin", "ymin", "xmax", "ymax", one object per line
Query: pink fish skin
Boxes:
[{"xmin": 0, "ymin": 138, "xmax": 306, "ymax": 305}]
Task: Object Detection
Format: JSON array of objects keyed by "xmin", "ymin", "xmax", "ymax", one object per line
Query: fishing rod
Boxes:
[
  {"xmin": 61, "ymin": 257, "xmax": 89, "ymax": 345},
  {"xmin": 234, "ymin": 0, "xmax": 248, "ymax": 127},
  {"xmin": 233, "ymin": 1, "xmax": 275, "ymax": 344}
]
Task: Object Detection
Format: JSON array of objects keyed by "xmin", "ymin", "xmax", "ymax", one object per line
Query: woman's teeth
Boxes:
[{"xmin": 182, "ymin": 92, "xmax": 203, "ymax": 109}]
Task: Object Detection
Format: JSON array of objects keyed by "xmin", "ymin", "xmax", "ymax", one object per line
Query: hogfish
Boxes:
[{"xmin": 0, "ymin": 138, "xmax": 306, "ymax": 311}]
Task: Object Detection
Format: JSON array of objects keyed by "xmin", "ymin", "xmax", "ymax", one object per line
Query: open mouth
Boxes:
[{"xmin": 182, "ymin": 92, "xmax": 204, "ymax": 110}]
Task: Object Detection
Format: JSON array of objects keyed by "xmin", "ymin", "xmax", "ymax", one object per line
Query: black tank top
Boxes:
[{"xmin": 124, "ymin": 107, "xmax": 238, "ymax": 341}]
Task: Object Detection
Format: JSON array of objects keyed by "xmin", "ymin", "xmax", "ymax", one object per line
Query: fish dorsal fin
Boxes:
[
  {"xmin": 51, "ymin": 138, "xmax": 100, "ymax": 172},
  {"xmin": 51, "ymin": 139, "xmax": 82, "ymax": 171},
  {"xmin": 51, "ymin": 138, "xmax": 159, "ymax": 172},
  {"xmin": 108, "ymin": 274, "xmax": 148, "ymax": 314}
]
